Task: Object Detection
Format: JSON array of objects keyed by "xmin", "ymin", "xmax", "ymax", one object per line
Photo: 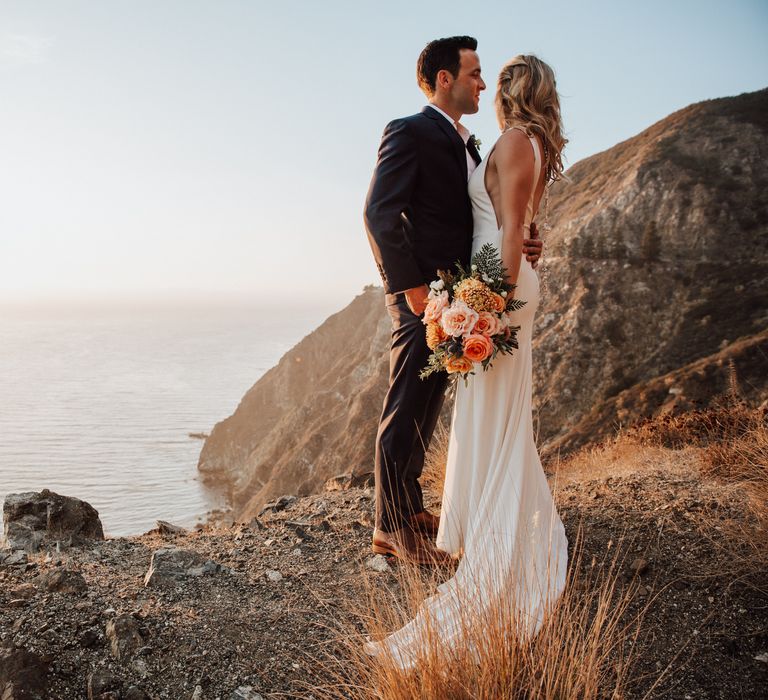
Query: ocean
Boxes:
[{"xmin": 0, "ymin": 302, "xmax": 332, "ymax": 537}]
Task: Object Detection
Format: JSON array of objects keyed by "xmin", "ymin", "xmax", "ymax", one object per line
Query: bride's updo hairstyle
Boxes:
[{"xmin": 495, "ymin": 55, "xmax": 567, "ymax": 182}]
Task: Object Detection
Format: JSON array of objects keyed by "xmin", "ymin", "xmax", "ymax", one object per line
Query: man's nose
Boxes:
[{"xmin": 479, "ymin": 78, "xmax": 486, "ymax": 90}]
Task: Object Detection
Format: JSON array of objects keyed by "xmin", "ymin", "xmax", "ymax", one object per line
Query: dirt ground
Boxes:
[{"xmin": 1, "ymin": 444, "xmax": 766, "ymax": 699}]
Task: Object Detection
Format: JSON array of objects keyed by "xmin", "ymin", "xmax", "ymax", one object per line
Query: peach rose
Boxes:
[
  {"xmin": 445, "ymin": 354, "xmax": 474, "ymax": 374},
  {"xmin": 491, "ymin": 293, "xmax": 507, "ymax": 313},
  {"xmin": 473, "ymin": 311, "xmax": 502, "ymax": 337},
  {"xmin": 463, "ymin": 334, "xmax": 494, "ymax": 363},
  {"xmin": 423, "ymin": 290, "xmax": 449, "ymax": 323},
  {"xmin": 441, "ymin": 300, "xmax": 479, "ymax": 337}
]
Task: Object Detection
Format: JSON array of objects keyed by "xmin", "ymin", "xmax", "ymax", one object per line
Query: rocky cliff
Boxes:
[
  {"xmin": 530, "ymin": 87, "xmax": 768, "ymax": 445},
  {"xmin": 198, "ymin": 287, "xmax": 391, "ymax": 519},
  {"xmin": 199, "ymin": 89, "xmax": 768, "ymax": 520}
]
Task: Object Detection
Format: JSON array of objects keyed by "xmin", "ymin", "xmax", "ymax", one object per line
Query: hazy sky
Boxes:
[{"xmin": 1, "ymin": 0, "xmax": 766, "ymax": 307}]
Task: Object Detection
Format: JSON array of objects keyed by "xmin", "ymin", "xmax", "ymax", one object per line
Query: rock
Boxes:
[
  {"xmin": 87, "ymin": 669, "xmax": 120, "ymax": 700},
  {"xmin": 325, "ymin": 474, "xmax": 353, "ymax": 491},
  {"xmin": 2, "ymin": 490, "xmax": 104, "ymax": 553},
  {"xmin": 131, "ymin": 658, "xmax": 149, "ymax": 678},
  {"xmin": 190, "ymin": 686, "xmax": 204, "ymax": 700},
  {"xmin": 258, "ymin": 496, "xmax": 297, "ymax": 516},
  {"xmin": 105, "ymin": 614, "xmax": 144, "ymax": 660},
  {"xmin": 124, "ymin": 686, "xmax": 150, "ymax": 700},
  {"xmin": 265, "ymin": 569, "xmax": 283, "ymax": 583},
  {"xmin": 144, "ymin": 547, "xmax": 223, "ymax": 587},
  {"xmin": 156, "ymin": 520, "xmax": 187, "ymax": 536},
  {"xmin": 0, "ymin": 550, "xmax": 28, "ymax": 567},
  {"xmin": 39, "ymin": 568, "xmax": 88, "ymax": 595},
  {"xmin": 228, "ymin": 687, "xmax": 264, "ymax": 700},
  {"xmin": 325, "ymin": 472, "xmax": 376, "ymax": 491},
  {"xmin": 629, "ymin": 557, "xmax": 649, "ymax": 576},
  {"xmin": 366, "ymin": 555, "xmax": 391, "ymax": 573},
  {"xmin": 8, "ymin": 583, "xmax": 35, "ymax": 600},
  {"xmin": 79, "ymin": 628, "xmax": 100, "ymax": 648},
  {"xmin": 0, "ymin": 647, "xmax": 49, "ymax": 699},
  {"xmin": 755, "ymin": 652, "xmax": 768, "ymax": 663}
]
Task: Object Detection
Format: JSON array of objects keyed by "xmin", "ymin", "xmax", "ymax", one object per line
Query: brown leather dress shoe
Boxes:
[
  {"xmin": 408, "ymin": 509, "xmax": 441, "ymax": 539},
  {"xmin": 372, "ymin": 527, "xmax": 450, "ymax": 566}
]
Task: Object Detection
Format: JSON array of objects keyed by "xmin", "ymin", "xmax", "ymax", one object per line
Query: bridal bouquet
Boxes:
[{"xmin": 419, "ymin": 243, "xmax": 525, "ymax": 381}]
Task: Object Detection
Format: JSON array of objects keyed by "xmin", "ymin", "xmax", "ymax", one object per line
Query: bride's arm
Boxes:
[{"xmin": 494, "ymin": 130, "xmax": 536, "ymax": 287}]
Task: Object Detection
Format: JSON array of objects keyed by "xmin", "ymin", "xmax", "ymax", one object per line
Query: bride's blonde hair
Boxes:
[{"xmin": 495, "ymin": 55, "xmax": 567, "ymax": 182}]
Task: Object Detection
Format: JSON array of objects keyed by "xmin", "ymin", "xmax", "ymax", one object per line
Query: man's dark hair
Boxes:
[{"xmin": 416, "ymin": 36, "xmax": 478, "ymax": 97}]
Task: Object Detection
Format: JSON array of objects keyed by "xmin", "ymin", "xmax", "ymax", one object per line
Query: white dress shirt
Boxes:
[{"xmin": 428, "ymin": 103, "xmax": 478, "ymax": 180}]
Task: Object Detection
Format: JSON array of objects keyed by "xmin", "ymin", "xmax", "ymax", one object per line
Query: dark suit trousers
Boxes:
[{"xmin": 374, "ymin": 293, "xmax": 449, "ymax": 532}]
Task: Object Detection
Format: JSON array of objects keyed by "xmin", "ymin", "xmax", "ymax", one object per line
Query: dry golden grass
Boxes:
[
  {"xmin": 311, "ymin": 375, "xmax": 766, "ymax": 699},
  {"xmin": 302, "ymin": 424, "xmax": 647, "ymax": 699},
  {"xmin": 552, "ymin": 390, "xmax": 768, "ymax": 596},
  {"xmin": 627, "ymin": 396, "xmax": 767, "ymax": 516},
  {"xmin": 310, "ymin": 529, "xmax": 642, "ymax": 700},
  {"xmin": 420, "ymin": 422, "xmax": 450, "ymax": 498}
]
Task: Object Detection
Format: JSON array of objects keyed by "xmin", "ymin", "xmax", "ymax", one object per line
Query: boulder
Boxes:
[
  {"xmin": 38, "ymin": 568, "xmax": 88, "ymax": 595},
  {"xmin": 156, "ymin": 520, "xmax": 187, "ymax": 536},
  {"xmin": 258, "ymin": 496, "xmax": 297, "ymax": 516},
  {"xmin": 0, "ymin": 646, "xmax": 49, "ymax": 699},
  {"xmin": 324, "ymin": 472, "xmax": 375, "ymax": 491},
  {"xmin": 124, "ymin": 686, "xmax": 150, "ymax": 700},
  {"xmin": 144, "ymin": 547, "xmax": 224, "ymax": 587},
  {"xmin": 105, "ymin": 614, "xmax": 144, "ymax": 660},
  {"xmin": 0, "ymin": 550, "xmax": 28, "ymax": 567},
  {"xmin": 2, "ymin": 490, "xmax": 104, "ymax": 553},
  {"xmin": 87, "ymin": 669, "xmax": 121, "ymax": 699}
]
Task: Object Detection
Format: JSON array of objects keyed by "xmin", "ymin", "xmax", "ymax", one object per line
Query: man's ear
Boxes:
[{"xmin": 436, "ymin": 68, "xmax": 453, "ymax": 91}]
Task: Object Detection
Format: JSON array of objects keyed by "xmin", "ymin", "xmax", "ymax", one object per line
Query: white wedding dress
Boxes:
[{"xmin": 364, "ymin": 128, "xmax": 568, "ymax": 670}]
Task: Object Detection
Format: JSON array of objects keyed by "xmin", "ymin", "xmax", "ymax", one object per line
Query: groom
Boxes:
[{"xmin": 364, "ymin": 36, "xmax": 542, "ymax": 564}]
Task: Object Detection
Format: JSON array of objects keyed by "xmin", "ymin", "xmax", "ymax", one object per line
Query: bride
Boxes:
[{"xmin": 364, "ymin": 54, "xmax": 569, "ymax": 669}]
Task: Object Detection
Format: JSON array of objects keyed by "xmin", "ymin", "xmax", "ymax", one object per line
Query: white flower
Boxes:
[
  {"xmin": 501, "ymin": 291, "xmax": 507, "ymax": 297},
  {"xmin": 429, "ymin": 279, "xmax": 444, "ymax": 292},
  {"xmin": 471, "ymin": 264, "xmax": 477, "ymax": 271},
  {"xmin": 481, "ymin": 272, "xmax": 491, "ymax": 283}
]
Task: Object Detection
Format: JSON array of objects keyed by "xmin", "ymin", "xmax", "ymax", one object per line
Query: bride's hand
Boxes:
[{"xmin": 523, "ymin": 222, "xmax": 543, "ymax": 269}]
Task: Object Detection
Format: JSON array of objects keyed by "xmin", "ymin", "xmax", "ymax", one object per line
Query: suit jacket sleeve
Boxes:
[{"xmin": 363, "ymin": 119, "xmax": 424, "ymax": 295}]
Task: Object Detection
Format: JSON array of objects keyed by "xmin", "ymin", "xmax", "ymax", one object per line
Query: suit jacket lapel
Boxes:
[{"xmin": 422, "ymin": 106, "xmax": 468, "ymax": 182}]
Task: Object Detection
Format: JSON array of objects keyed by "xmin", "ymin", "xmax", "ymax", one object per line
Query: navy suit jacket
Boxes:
[{"xmin": 364, "ymin": 106, "xmax": 478, "ymax": 295}]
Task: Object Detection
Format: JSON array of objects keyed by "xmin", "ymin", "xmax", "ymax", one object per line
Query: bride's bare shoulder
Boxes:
[{"xmin": 493, "ymin": 128, "xmax": 535, "ymax": 166}]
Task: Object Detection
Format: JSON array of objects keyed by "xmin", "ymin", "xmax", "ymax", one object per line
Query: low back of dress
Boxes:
[{"xmin": 468, "ymin": 127, "xmax": 542, "ymax": 344}]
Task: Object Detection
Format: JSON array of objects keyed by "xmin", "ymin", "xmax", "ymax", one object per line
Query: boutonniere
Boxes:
[{"xmin": 469, "ymin": 134, "xmax": 482, "ymax": 151}]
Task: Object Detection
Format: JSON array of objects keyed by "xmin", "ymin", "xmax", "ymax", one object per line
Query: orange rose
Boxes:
[
  {"xmin": 445, "ymin": 355, "xmax": 474, "ymax": 374},
  {"xmin": 491, "ymin": 293, "xmax": 506, "ymax": 313},
  {"xmin": 463, "ymin": 334, "xmax": 494, "ymax": 363}
]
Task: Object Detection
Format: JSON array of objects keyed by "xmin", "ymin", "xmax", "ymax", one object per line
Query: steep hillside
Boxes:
[
  {"xmin": 532, "ymin": 88, "xmax": 768, "ymax": 442},
  {"xmin": 199, "ymin": 89, "xmax": 768, "ymax": 519},
  {"xmin": 198, "ymin": 287, "xmax": 391, "ymax": 518}
]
